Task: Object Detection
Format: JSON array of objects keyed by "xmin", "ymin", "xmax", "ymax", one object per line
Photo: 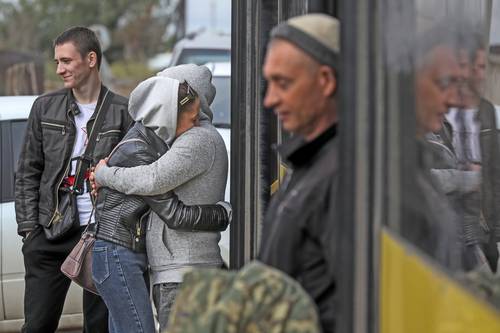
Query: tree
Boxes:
[{"xmin": 0, "ymin": 0, "xmax": 182, "ymax": 62}]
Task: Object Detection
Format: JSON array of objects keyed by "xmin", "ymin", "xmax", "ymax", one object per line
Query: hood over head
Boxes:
[
  {"xmin": 157, "ymin": 64, "xmax": 215, "ymax": 123},
  {"xmin": 128, "ymin": 76, "xmax": 179, "ymax": 145}
]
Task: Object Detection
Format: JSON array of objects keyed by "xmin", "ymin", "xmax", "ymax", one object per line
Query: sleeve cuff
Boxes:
[
  {"xmin": 17, "ymin": 221, "xmax": 37, "ymax": 236},
  {"xmin": 95, "ymin": 165, "xmax": 117, "ymax": 186}
]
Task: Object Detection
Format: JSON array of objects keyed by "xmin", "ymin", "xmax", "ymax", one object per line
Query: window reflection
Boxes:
[{"xmin": 392, "ymin": 0, "xmax": 500, "ymax": 308}]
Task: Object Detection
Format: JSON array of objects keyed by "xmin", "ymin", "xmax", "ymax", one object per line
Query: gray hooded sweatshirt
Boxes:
[{"xmin": 95, "ymin": 65, "xmax": 228, "ymax": 284}]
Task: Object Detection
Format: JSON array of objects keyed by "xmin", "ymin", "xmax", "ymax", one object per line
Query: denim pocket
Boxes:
[{"xmin": 92, "ymin": 246, "xmax": 110, "ymax": 284}]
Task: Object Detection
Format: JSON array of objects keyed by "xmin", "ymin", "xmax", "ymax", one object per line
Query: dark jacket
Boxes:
[
  {"xmin": 95, "ymin": 122, "xmax": 229, "ymax": 252},
  {"xmin": 426, "ymin": 129, "xmax": 485, "ymax": 248},
  {"xmin": 15, "ymin": 86, "xmax": 132, "ymax": 236},
  {"xmin": 477, "ymin": 99, "xmax": 500, "ymax": 242},
  {"xmin": 401, "ymin": 138, "xmax": 462, "ymax": 271},
  {"xmin": 427, "ymin": 99, "xmax": 500, "ymax": 245},
  {"xmin": 258, "ymin": 126, "xmax": 337, "ymax": 333}
]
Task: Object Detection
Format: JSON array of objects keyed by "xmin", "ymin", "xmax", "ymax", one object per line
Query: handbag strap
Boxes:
[
  {"xmin": 82, "ymin": 217, "xmax": 94, "ymax": 234},
  {"xmin": 72, "ymin": 89, "xmax": 114, "ymax": 195}
]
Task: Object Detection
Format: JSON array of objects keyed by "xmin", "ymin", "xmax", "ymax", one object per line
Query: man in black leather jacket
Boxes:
[
  {"xmin": 259, "ymin": 14, "xmax": 339, "ymax": 333},
  {"xmin": 15, "ymin": 27, "xmax": 132, "ymax": 333}
]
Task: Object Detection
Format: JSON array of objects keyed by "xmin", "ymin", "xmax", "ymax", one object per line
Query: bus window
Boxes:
[{"xmin": 381, "ymin": 2, "xmax": 500, "ymax": 330}]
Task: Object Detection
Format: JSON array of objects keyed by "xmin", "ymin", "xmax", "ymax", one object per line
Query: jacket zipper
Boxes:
[
  {"xmin": 136, "ymin": 224, "xmax": 141, "ymax": 242},
  {"xmin": 96, "ymin": 129, "xmax": 121, "ymax": 142},
  {"xmin": 41, "ymin": 121, "xmax": 66, "ymax": 135},
  {"xmin": 134, "ymin": 211, "xmax": 149, "ymax": 250},
  {"xmin": 48, "ymin": 113, "xmax": 78, "ymax": 227},
  {"xmin": 48, "ymin": 155, "xmax": 72, "ymax": 226},
  {"xmin": 136, "ymin": 218, "xmax": 143, "ymax": 243}
]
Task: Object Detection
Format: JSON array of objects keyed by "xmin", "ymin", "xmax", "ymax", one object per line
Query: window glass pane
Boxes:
[
  {"xmin": 0, "ymin": 122, "xmax": 12, "ymax": 203},
  {"xmin": 0, "ymin": 120, "xmax": 25, "ymax": 203},
  {"xmin": 383, "ymin": 0, "xmax": 500, "ymax": 309},
  {"xmin": 211, "ymin": 76, "xmax": 231, "ymax": 127}
]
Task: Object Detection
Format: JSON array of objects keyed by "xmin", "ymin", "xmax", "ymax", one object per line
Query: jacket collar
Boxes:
[
  {"xmin": 278, "ymin": 125, "xmax": 337, "ymax": 167},
  {"xmin": 66, "ymin": 85, "xmax": 108, "ymax": 119}
]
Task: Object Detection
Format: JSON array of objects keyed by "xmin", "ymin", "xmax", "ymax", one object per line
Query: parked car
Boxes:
[
  {"xmin": 0, "ymin": 75, "xmax": 232, "ymax": 328},
  {"xmin": 169, "ymin": 31, "xmax": 231, "ymax": 67},
  {"xmin": 0, "ymin": 95, "xmax": 84, "ymax": 332}
]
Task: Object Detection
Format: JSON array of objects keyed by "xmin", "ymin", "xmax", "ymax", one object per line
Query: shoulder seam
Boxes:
[{"xmin": 36, "ymin": 88, "xmax": 67, "ymax": 101}]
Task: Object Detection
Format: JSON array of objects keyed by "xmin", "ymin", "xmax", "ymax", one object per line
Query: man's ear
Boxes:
[
  {"xmin": 318, "ymin": 66, "xmax": 336, "ymax": 97},
  {"xmin": 87, "ymin": 51, "xmax": 98, "ymax": 68}
]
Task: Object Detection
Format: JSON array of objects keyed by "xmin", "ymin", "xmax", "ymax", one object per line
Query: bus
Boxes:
[{"xmin": 230, "ymin": 0, "xmax": 500, "ymax": 332}]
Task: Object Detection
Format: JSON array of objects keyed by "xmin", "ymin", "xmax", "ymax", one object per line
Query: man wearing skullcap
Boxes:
[{"xmin": 259, "ymin": 13, "xmax": 339, "ymax": 333}]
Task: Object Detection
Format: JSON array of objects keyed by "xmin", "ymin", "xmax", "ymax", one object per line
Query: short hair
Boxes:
[
  {"xmin": 415, "ymin": 21, "xmax": 462, "ymax": 70},
  {"xmin": 53, "ymin": 26, "xmax": 102, "ymax": 70},
  {"xmin": 178, "ymin": 81, "xmax": 198, "ymax": 112}
]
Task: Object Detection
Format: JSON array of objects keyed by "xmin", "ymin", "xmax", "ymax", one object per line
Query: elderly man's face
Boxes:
[
  {"xmin": 416, "ymin": 45, "xmax": 461, "ymax": 135},
  {"xmin": 263, "ymin": 40, "xmax": 335, "ymax": 141}
]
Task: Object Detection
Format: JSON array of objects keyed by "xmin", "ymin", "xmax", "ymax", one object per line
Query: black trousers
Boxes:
[{"xmin": 21, "ymin": 226, "xmax": 108, "ymax": 333}]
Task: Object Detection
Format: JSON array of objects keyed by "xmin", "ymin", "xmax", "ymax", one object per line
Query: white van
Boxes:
[{"xmin": 169, "ymin": 31, "xmax": 231, "ymax": 67}]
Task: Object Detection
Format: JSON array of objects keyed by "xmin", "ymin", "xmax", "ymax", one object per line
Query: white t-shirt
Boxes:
[
  {"xmin": 446, "ymin": 108, "xmax": 481, "ymax": 165},
  {"xmin": 72, "ymin": 102, "xmax": 96, "ymax": 226}
]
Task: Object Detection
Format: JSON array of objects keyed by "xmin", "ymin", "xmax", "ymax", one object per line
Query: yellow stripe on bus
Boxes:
[{"xmin": 381, "ymin": 229, "xmax": 500, "ymax": 333}]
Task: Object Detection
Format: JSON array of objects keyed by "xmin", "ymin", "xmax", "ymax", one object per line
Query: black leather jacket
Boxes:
[
  {"xmin": 95, "ymin": 122, "xmax": 229, "ymax": 252},
  {"xmin": 15, "ymin": 86, "xmax": 132, "ymax": 236},
  {"xmin": 258, "ymin": 126, "xmax": 338, "ymax": 333},
  {"xmin": 477, "ymin": 99, "xmax": 500, "ymax": 242}
]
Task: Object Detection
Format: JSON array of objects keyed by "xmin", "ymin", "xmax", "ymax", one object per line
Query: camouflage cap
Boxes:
[{"xmin": 166, "ymin": 261, "xmax": 321, "ymax": 333}]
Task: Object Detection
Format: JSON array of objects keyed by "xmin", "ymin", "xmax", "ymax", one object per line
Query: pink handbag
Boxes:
[{"xmin": 60, "ymin": 230, "xmax": 98, "ymax": 295}]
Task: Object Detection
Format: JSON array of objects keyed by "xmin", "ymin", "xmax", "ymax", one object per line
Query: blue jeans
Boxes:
[{"xmin": 92, "ymin": 239, "xmax": 155, "ymax": 333}]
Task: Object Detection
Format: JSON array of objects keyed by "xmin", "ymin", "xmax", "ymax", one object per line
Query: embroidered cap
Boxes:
[{"xmin": 270, "ymin": 13, "xmax": 340, "ymax": 69}]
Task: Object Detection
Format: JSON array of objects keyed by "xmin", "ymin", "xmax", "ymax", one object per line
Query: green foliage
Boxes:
[
  {"xmin": 110, "ymin": 60, "xmax": 154, "ymax": 81},
  {"xmin": 0, "ymin": 0, "xmax": 184, "ymax": 94},
  {"xmin": 109, "ymin": 60, "xmax": 157, "ymax": 97},
  {"xmin": 0, "ymin": 0, "xmax": 179, "ymax": 60}
]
